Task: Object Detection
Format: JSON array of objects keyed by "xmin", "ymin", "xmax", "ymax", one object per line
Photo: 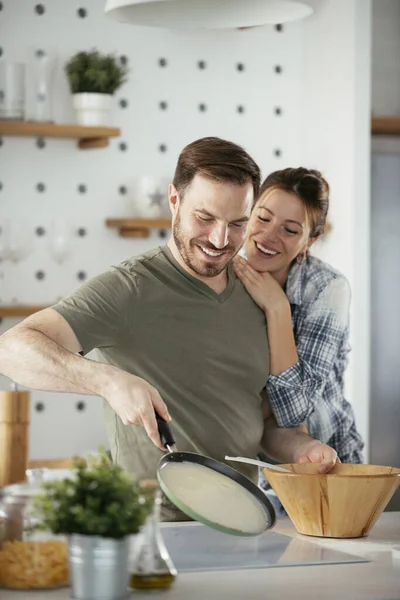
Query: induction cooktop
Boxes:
[{"xmin": 160, "ymin": 523, "xmax": 369, "ymax": 573}]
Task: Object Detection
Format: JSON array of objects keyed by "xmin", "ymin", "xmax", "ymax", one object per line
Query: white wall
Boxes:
[
  {"xmin": 0, "ymin": 0, "xmax": 372, "ymax": 460},
  {"xmin": 298, "ymin": 0, "xmax": 372, "ymax": 457}
]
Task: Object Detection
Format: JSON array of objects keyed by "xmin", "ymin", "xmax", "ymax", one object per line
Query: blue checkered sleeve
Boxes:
[{"xmin": 267, "ymin": 276, "xmax": 351, "ymax": 429}]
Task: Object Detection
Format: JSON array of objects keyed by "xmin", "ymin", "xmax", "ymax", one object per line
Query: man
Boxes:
[{"xmin": 0, "ymin": 137, "xmax": 337, "ymax": 520}]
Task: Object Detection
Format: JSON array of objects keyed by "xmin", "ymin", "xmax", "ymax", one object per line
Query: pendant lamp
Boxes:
[{"xmin": 104, "ymin": 0, "xmax": 314, "ymax": 30}]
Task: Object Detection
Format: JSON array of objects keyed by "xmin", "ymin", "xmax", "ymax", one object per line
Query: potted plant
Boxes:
[
  {"xmin": 33, "ymin": 449, "xmax": 152, "ymax": 600},
  {"xmin": 65, "ymin": 49, "xmax": 128, "ymax": 126}
]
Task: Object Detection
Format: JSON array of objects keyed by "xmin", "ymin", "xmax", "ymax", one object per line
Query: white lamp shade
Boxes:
[{"xmin": 104, "ymin": 0, "xmax": 314, "ymax": 30}]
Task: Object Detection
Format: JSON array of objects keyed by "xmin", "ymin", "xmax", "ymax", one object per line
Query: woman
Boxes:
[{"xmin": 233, "ymin": 167, "xmax": 364, "ymax": 486}]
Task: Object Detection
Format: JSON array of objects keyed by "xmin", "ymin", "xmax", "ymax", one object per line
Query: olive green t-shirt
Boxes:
[{"xmin": 52, "ymin": 245, "xmax": 270, "ymax": 520}]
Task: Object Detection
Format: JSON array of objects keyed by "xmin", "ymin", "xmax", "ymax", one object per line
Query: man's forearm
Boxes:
[
  {"xmin": 261, "ymin": 416, "xmax": 315, "ymax": 463},
  {"xmin": 0, "ymin": 327, "xmax": 116, "ymax": 397}
]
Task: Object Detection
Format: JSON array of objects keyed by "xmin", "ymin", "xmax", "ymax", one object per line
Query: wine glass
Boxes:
[
  {"xmin": 7, "ymin": 219, "xmax": 33, "ymax": 263},
  {"xmin": 48, "ymin": 220, "xmax": 72, "ymax": 265},
  {"xmin": 0, "ymin": 219, "xmax": 10, "ymax": 262}
]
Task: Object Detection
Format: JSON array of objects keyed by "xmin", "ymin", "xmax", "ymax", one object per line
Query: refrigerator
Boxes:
[{"xmin": 370, "ymin": 152, "xmax": 400, "ymax": 510}]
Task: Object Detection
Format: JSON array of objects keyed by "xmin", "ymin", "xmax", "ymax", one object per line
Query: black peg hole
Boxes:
[
  {"xmin": 0, "ymin": 48, "xmax": 3, "ymax": 58},
  {"xmin": 237, "ymin": 105, "xmax": 245, "ymax": 114},
  {"xmin": 36, "ymin": 182, "xmax": 46, "ymax": 193},
  {"xmin": 198, "ymin": 60, "xmax": 207, "ymax": 69},
  {"xmin": 119, "ymin": 142, "xmax": 127, "ymax": 152},
  {"xmin": 198, "ymin": 103, "xmax": 207, "ymax": 112},
  {"xmin": 119, "ymin": 185, "xmax": 127, "ymax": 195},
  {"xmin": 274, "ymin": 149, "xmax": 282, "ymax": 157},
  {"xmin": 77, "ymin": 227, "xmax": 87, "ymax": 237},
  {"xmin": 275, "ymin": 24, "xmax": 283, "ymax": 32},
  {"xmin": 274, "ymin": 107, "xmax": 282, "ymax": 116},
  {"xmin": 76, "ymin": 401, "xmax": 86, "ymax": 411},
  {"xmin": 77, "ymin": 271, "xmax": 87, "ymax": 281},
  {"xmin": 78, "ymin": 184, "xmax": 87, "ymax": 194},
  {"xmin": 236, "ymin": 63, "xmax": 245, "ymax": 72},
  {"xmin": 159, "ymin": 101, "xmax": 168, "ymax": 110},
  {"xmin": 120, "ymin": 55, "xmax": 128, "ymax": 66},
  {"xmin": 159, "ymin": 229, "xmax": 167, "ymax": 239},
  {"xmin": 274, "ymin": 65, "xmax": 283, "ymax": 74},
  {"xmin": 77, "ymin": 7, "xmax": 87, "ymax": 18},
  {"xmin": 158, "ymin": 58, "xmax": 167, "ymax": 67},
  {"xmin": 119, "ymin": 98, "xmax": 128, "ymax": 108},
  {"xmin": 36, "ymin": 137, "xmax": 46, "ymax": 148},
  {"xmin": 35, "ymin": 270, "xmax": 45, "ymax": 280},
  {"xmin": 35, "ymin": 4, "xmax": 45, "ymax": 15},
  {"xmin": 159, "ymin": 144, "xmax": 167, "ymax": 153},
  {"xmin": 35, "ymin": 402, "xmax": 45, "ymax": 412},
  {"xmin": 36, "ymin": 226, "xmax": 46, "ymax": 236}
]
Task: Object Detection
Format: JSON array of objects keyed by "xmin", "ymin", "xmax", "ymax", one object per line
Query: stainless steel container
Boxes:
[{"xmin": 68, "ymin": 534, "xmax": 130, "ymax": 600}]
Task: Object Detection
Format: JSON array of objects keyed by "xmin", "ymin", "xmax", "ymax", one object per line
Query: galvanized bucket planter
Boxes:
[{"xmin": 68, "ymin": 534, "xmax": 130, "ymax": 600}]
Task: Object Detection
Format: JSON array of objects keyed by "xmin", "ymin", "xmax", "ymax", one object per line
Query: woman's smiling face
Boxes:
[{"xmin": 244, "ymin": 188, "xmax": 311, "ymax": 280}]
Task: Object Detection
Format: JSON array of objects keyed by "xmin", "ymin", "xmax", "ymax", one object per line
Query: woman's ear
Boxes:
[{"xmin": 307, "ymin": 235, "xmax": 320, "ymax": 251}]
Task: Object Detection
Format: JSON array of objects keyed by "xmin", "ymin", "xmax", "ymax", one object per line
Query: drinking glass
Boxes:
[
  {"xmin": 28, "ymin": 48, "xmax": 57, "ymax": 123},
  {"xmin": 0, "ymin": 62, "xmax": 26, "ymax": 120}
]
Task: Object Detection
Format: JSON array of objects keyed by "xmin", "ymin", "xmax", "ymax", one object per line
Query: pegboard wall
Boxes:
[{"xmin": 1, "ymin": 0, "xmax": 313, "ymax": 460}]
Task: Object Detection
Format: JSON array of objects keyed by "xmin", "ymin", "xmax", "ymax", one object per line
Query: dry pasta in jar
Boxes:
[
  {"xmin": 0, "ymin": 476, "xmax": 69, "ymax": 589},
  {"xmin": 0, "ymin": 538, "xmax": 69, "ymax": 589}
]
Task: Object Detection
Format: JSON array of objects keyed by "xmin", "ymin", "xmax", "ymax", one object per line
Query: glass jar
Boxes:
[{"xmin": 0, "ymin": 470, "xmax": 69, "ymax": 590}]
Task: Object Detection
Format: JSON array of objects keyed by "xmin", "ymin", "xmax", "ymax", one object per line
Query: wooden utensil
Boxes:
[
  {"xmin": 263, "ymin": 462, "xmax": 400, "ymax": 538},
  {"xmin": 0, "ymin": 388, "xmax": 30, "ymax": 487}
]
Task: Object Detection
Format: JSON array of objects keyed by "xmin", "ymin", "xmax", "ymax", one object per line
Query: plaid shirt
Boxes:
[{"xmin": 265, "ymin": 255, "xmax": 364, "ymax": 464}]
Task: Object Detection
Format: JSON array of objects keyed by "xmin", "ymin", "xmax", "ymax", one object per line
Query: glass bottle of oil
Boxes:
[{"xmin": 130, "ymin": 480, "xmax": 177, "ymax": 590}]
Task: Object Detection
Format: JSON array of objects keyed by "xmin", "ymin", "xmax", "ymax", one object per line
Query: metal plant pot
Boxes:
[{"xmin": 68, "ymin": 534, "xmax": 130, "ymax": 600}]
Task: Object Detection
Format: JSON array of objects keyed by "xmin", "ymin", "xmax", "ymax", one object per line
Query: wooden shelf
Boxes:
[
  {"xmin": 0, "ymin": 121, "xmax": 120, "ymax": 149},
  {"xmin": 106, "ymin": 218, "xmax": 171, "ymax": 238},
  {"xmin": 0, "ymin": 305, "xmax": 48, "ymax": 318},
  {"xmin": 106, "ymin": 217, "xmax": 331, "ymax": 238},
  {"xmin": 371, "ymin": 116, "xmax": 400, "ymax": 136}
]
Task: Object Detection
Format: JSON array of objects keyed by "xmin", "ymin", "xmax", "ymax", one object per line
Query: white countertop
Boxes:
[{"xmin": 3, "ymin": 512, "xmax": 400, "ymax": 600}]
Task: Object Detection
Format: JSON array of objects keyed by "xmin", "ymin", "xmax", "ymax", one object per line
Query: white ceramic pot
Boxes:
[{"xmin": 72, "ymin": 93, "xmax": 112, "ymax": 126}]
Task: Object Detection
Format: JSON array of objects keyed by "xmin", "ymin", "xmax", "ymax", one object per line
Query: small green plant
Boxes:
[
  {"xmin": 65, "ymin": 50, "xmax": 128, "ymax": 94},
  {"xmin": 32, "ymin": 449, "xmax": 152, "ymax": 539}
]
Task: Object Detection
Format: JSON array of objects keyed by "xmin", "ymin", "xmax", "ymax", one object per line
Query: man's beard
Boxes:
[{"xmin": 173, "ymin": 211, "xmax": 236, "ymax": 277}]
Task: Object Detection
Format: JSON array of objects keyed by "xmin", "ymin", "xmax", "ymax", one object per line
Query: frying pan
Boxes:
[{"xmin": 155, "ymin": 415, "xmax": 276, "ymax": 537}]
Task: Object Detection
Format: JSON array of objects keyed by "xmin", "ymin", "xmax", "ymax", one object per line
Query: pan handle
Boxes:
[{"xmin": 156, "ymin": 413, "xmax": 176, "ymax": 449}]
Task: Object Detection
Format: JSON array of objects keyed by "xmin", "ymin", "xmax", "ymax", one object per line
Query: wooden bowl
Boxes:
[{"xmin": 263, "ymin": 463, "xmax": 400, "ymax": 538}]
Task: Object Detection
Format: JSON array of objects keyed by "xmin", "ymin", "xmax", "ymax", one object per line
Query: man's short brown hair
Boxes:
[{"xmin": 172, "ymin": 137, "xmax": 261, "ymax": 202}]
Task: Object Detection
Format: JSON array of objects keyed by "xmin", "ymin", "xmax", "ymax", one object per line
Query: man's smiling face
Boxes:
[{"xmin": 170, "ymin": 173, "xmax": 254, "ymax": 279}]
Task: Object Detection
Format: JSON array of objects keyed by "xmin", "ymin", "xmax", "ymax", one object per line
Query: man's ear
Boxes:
[{"xmin": 169, "ymin": 184, "xmax": 180, "ymax": 216}]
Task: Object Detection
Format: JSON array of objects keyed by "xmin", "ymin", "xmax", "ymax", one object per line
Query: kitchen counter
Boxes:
[{"xmin": 3, "ymin": 512, "xmax": 400, "ymax": 600}]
